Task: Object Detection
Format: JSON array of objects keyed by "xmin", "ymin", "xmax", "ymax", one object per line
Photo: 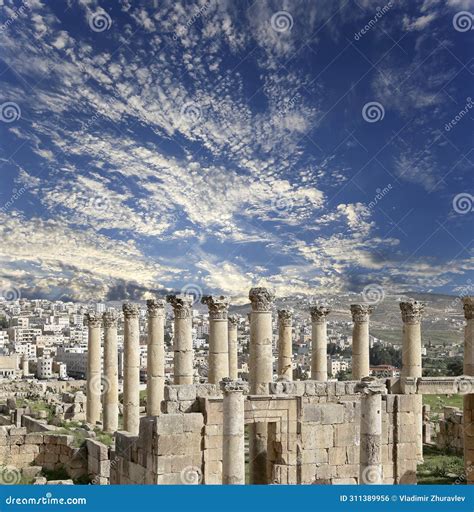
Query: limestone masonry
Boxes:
[{"xmin": 0, "ymin": 291, "xmax": 472, "ymax": 485}]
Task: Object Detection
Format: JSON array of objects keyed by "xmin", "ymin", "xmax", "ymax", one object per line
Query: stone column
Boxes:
[
  {"xmin": 400, "ymin": 299, "xmax": 425, "ymax": 462},
  {"xmin": 248, "ymin": 287, "xmax": 274, "ymax": 485},
  {"xmin": 221, "ymin": 379, "xmax": 248, "ymax": 485},
  {"xmin": 122, "ymin": 303, "xmax": 140, "ymax": 435},
  {"xmin": 228, "ymin": 315, "xmax": 239, "ymax": 380},
  {"xmin": 102, "ymin": 311, "xmax": 119, "ymax": 433},
  {"xmin": 357, "ymin": 376, "xmax": 386, "ymax": 484},
  {"xmin": 166, "ymin": 295, "xmax": 194, "ymax": 384},
  {"xmin": 310, "ymin": 305, "xmax": 330, "ymax": 381},
  {"xmin": 351, "ymin": 304, "xmax": 373, "ymax": 380},
  {"xmin": 146, "ymin": 299, "xmax": 165, "ymax": 416},
  {"xmin": 85, "ymin": 312, "xmax": 102, "ymax": 426},
  {"xmin": 202, "ymin": 295, "xmax": 230, "ymax": 384},
  {"xmin": 422, "ymin": 405, "xmax": 431, "ymax": 444},
  {"xmin": 462, "ymin": 297, "xmax": 474, "ymax": 484},
  {"xmin": 277, "ymin": 309, "xmax": 293, "ymax": 380},
  {"xmin": 249, "ymin": 287, "xmax": 274, "ymax": 394}
]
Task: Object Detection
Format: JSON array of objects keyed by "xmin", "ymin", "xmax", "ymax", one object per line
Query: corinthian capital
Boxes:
[
  {"xmin": 249, "ymin": 287, "xmax": 274, "ymax": 312},
  {"xmin": 147, "ymin": 298, "xmax": 166, "ymax": 318},
  {"xmin": 310, "ymin": 305, "xmax": 330, "ymax": 323},
  {"xmin": 202, "ymin": 295, "xmax": 230, "ymax": 320},
  {"xmin": 463, "ymin": 297, "xmax": 474, "ymax": 320},
  {"xmin": 228, "ymin": 314, "xmax": 239, "ymax": 327},
  {"xmin": 399, "ymin": 299, "xmax": 425, "ymax": 324},
  {"xmin": 220, "ymin": 378, "xmax": 249, "ymax": 394},
  {"xmin": 122, "ymin": 303, "xmax": 140, "ymax": 319},
  {"xmin": 350, "ymin": 304, "xmax": 374, "ymax": 323},
  {"xmin": 84, "ymin": 312, "xmax": 102, "ymax": 328},
  {"xmin": 166, "ymin": 294, "xmax": 193, "ymax": 319},
  {"xmin": 278, "ymin": 309, "xmax": 293, "ymax": 326},
  {"xmin": 102, "ymin": 311, "xmax": 118, "ymax": 328}
]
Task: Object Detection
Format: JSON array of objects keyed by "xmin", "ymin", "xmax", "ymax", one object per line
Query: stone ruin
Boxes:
[{"xmin": 0, "ymin": 290, "xmax": 473, "ymax": 485}]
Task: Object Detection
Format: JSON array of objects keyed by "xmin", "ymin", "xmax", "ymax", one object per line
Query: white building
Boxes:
[{"xmin": 37, "ymin": 357, "xmax": 53, "ymax": 379}]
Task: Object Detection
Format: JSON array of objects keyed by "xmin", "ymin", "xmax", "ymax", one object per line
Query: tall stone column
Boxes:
[
  {"xmin": 277, "ymin": 309, "xmax": 293, "ymax": 380},
  {"xmin": 85, "ymin": 312, "xmax": 102, "ymax": 426},
  {"xmin": 462, "ymin": 297, "xmax": 474, "ymax": 484},
  {"xmin": 248, "ymin": 287, "xmax": 274, "ymax": 485},
  {"xmin": 221, "ymin": 379, "xmax": 248, "ymax": 485},
  {"xmin": 146, "ymin": 299, "xmax": 165, "ymax": 416},
  {"xmin": 351, "ymin": 304, "xmax": 373, "ymax": 380},
  {"xmin": 357, "ymin": 377, "xmax": 386, "ymax": 484},
  {"xmin": 102, "ymin": 311, "xmax": 119, "ymax": 433},
  {"xmin": 21, "ymin": 354, "xmax": 28, "ymax": 376},
  {"xmin": 202, "ymin": 295, "xmax": 230, "ymax": 384},
  {"xmin": 228, "ymin": 315, "xmax": 239, "ymax": 380},
  {"xmin": 310, "ymin": 305, "xmax": 330, "ymax": 381},
  {"xmin": 166, "ymin": 295, "xmax": 194, "ymax": 384},
  {"xmin": 400, "ymin": 299, "xmax": 425, "ymax": 462},
  {"xmin": 122, "ymin": 303, "xmax": 140, "ymax": 435}
]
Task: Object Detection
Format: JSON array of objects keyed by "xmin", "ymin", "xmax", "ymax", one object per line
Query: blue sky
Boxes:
[{"xmin": 0, "ymin": 0, "xmax": 472, "ymax": 303}]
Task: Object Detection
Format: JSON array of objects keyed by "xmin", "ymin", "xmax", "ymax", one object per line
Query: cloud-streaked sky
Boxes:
[{"xmin": 0, "ymin": 0, "xmax": 472, "ymax": 302}]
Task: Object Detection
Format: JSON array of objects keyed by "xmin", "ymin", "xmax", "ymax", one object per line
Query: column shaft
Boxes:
[
  {"xmin": 202, "ymin": 295, "xmax": 230, "ymax": 384},
  {"xmin": 123, "ymin": 303, "xmax": 140, "ymax": 435},
  {"xmin": 277, "ymin": 310, "xmax": 293, "ymax": 380},
  {"xmin": 103, "ymin": 312, "xmax": 119, "ymax": 433},
  {"xmin": 351, "ymin": 305, "xmax": 373, "ymax": 380},
  {"xmin": 228, "ymin": 316, "xmax": 239, "ymax": 380},
  {"xmin": 146, "ymin": 299, "xmax": 165, "ymax": 416},
  {"xmin": 400, "ymin": 300, "xmax": 425, "ymax": 462},
  {"xmin": 221, "ymin": 380, "xmax": 247, "ymax": 484},
  {"xmin": 248, "ymin": 287, "xmax": 274, "ymax": 485},
  {"xmin": 167, "ymin": 295, "xmax": 194, "ymax": 384},
  {"xmin": 310, "ymin": 306, "xmax": 330, "ymax": 381},
  {"xmin": 85, "ymin": 313, "xmax": 101, "ymax": 425}
]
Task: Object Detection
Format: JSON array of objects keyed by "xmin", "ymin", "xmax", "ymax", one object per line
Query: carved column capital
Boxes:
[
  {"xmin": 102, "ymin": 311, "xmax": 118, "ymax": 328},
  {"xmin": 202, "ymin": 295, "xmax": 230, "ymax": 320},
  {"xmin": 146, "ymin": 298, "xmax": 166, "ymax": 318},
  {"xmin": 310, "ymin": 305, "xmax": 330, "ymax": 323},
  {"xmin": 399, "ymin": 299, "xmax": 425, "ymax": 324},
  {"xmin": 355, "ymin": 376, "xmax": 387, "ymax": 396},
  {"xmin": 350, "ymin": 304, "xmax": 374, "ymax": 323},
  {"xmin": 248, "ymin": 287, "xmax": 274, "ymax": 312},
  {"xmin": 166, "ymin": 294, "xmax": 193, "ymax": 319},
  {"xmin": 220, "ymin": 378, "xmax": 249, "ymax": 394},
  {"xmin": 84, "ymin": 312, "xmax": 102, "ymax": 328},
  {"xmin": 228, "ymin": 314, "xmax": 239, "ymax": 327},
  {"xmin": 463, "ymin": 297, "xmax": 474, "ymax": 320},
  {"xmin": 278, "ymin": 309, "xmax": 293, "ymax": 326},
  {"xmin": 122, "ymin": 303, "xmax": 139, "ymax": 319}
]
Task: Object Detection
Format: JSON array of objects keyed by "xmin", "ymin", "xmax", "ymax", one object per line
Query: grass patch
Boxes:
[
  {"xmin": 423, "ymin": 394, "xmax": 463, "ymax": 418},
  {"xmin": 417, "ymin": 445, "xmax": 464, "ymax": 485}
]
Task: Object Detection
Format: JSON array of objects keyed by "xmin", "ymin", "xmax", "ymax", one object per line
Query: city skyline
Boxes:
[{"xmin": 0, "ymin": 0, "xmax": 472, "ymax": 304}]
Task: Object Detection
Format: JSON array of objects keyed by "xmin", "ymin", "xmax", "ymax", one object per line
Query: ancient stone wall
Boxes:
[
  {"xmin": 111, "ymin": 382, "xmax": 418, "ymax": 485},
  {"xmin": 436, "ymin": 406, "xmax": 463, "ymax": 455}
]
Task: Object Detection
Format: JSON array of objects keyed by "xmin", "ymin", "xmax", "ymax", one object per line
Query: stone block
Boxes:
[
  {"xmin": 156, "ymin": 414, "xmax": 184, "ymax": 435},
  {"xmin": 321, "ymin": 403, "xmax": 345, "ymax": 424},
  {"xmin": 332, "ymin": 477, "xmax": 357, "ymax": 484},
  {"xmin": 164, "ymin": 386, "xmax": 179, "ymax": 401},
  {"xmin": 302, "ymin": 424, "xmax": 333, "ymax": 449},
  {"xmin": 302, "ymin": 448, "xmax": 328, "ymax": 465},
  {"xmin": 329, "ymin": 446, "xmax": 347, "ymax": 465},
  {"xmin": 25, "ymin": 433, "xmax": 43, "ymax": 444},
  {"xmin": 334, "ymin": 423, "xmax": 358, "ymax": 447},
  {"xmin": 177, "ymin": 385, "xmax": 197, "ymax": 401}
]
